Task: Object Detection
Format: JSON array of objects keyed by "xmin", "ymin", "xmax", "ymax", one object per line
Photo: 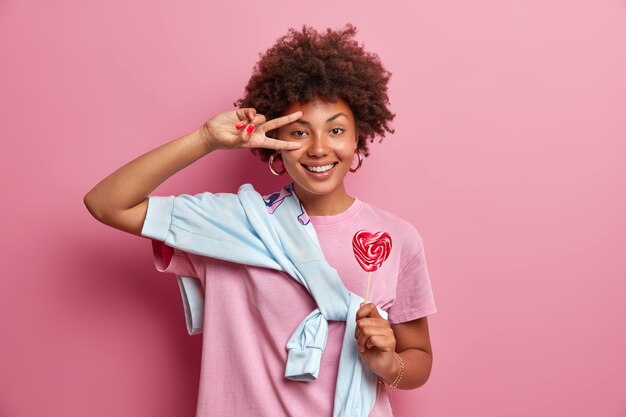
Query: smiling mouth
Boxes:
[{"xmin": 302, "ymin": 163, "xmax": 338, "ymax": 173}]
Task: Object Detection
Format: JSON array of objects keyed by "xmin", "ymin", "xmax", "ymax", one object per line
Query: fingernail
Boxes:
[
  {"xmin": 236, "ymin": 122, "xmax": 246, "ymax": 130},
  {"xmin": 246, "ymin": 124, "xmax": 256, "ymax": 134}
]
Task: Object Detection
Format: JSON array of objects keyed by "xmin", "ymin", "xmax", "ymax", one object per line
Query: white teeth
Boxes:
[{"xmin": 305, "ymin": 164, "xmax": 335, "ymax": 173}]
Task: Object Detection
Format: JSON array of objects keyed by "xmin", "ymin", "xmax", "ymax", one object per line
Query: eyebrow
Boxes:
[{"xmin": 294, "ymin": 112, "xmax": 349, "ymax": 126}]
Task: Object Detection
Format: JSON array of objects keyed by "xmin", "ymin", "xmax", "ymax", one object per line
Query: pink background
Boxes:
[{"xmin": 1, "ymin": 0, "xmax": 625, "ymax": 416}]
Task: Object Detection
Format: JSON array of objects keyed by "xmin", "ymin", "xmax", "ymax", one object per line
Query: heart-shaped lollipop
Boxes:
[
  {"xmin": 352, "ymin": 231, "xmax": 392, "ymax": 272},
  {"xmin": 352, "ymin": 230, "xmax": 392, "ymax": 302}
]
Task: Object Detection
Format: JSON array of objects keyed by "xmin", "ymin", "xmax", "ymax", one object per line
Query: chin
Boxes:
[{"xmin": 294, "ymin": 180, "xmax": 341, "ymax": 196}]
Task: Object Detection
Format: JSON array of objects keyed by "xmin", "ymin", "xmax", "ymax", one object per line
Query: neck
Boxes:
[{"xmin": 293, "ymin": 183, "xmax": 355, "ymax": 216}]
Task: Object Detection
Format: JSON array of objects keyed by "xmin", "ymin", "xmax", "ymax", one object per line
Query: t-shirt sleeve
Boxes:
[
  {"xmin": 387, "ymin": 242, "xmax": 437, "ymax": 324},
  {"xmin": 140, "ymin": 192, "xmax": 279, "ymax": 269},
  {"xmin": 150, "ymin": 238, "xmax": 199, "ymax": 279}
]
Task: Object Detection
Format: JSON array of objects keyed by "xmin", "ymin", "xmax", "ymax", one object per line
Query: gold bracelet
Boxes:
[
  {"xmin": 390, "ymin": 352, "xmax": 404, "ymax": 389},
  {"xmin": 379, "ymin": 352, "xmax": 404, "ymax": 391}
]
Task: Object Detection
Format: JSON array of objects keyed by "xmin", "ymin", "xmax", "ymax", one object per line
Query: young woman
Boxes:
[{"xmin": 84, "ymin": 24, "xmax": 436, "ymax": 417}]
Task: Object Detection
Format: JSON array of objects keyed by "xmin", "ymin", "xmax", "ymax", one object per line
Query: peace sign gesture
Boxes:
[{"xmin": 201, "ymin": 107, "xmax": 303, "ymax": 152}]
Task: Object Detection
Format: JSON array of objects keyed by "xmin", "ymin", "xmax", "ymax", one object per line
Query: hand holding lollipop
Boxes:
[{"xmin": 352, "ymin": 231, "xmax": 392, "ymax": 303}]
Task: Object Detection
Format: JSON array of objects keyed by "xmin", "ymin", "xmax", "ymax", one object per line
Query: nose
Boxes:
[{"xmin": 306, "ymin": 132, "xmax": 330, "ymax": 157}]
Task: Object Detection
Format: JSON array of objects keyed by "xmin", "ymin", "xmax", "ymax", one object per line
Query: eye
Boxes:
[
  {"xmin": 291, "ymin": 129, "xmax": 307, "ymax": 138},
  {"xmin": 330, "ymin": 127, "xmax": 345, "ymax": 135}
]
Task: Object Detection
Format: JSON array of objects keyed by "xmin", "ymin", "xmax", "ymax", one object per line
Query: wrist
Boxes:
[
  {"xmin": 197, "ymin": 124, "xmax": 217, "ymax": 154},
  {"xmin": 381, "ymin": 352, "xmax": 401, "ymax": 384},
  {"xmin": 378, "ymin": 352, "xmax": 405, "ymax": 391}
]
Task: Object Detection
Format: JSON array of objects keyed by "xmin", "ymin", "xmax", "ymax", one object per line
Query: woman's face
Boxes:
[{"xmin": 277, "ymin": 98, "xmax": 358, "ymax": 206}]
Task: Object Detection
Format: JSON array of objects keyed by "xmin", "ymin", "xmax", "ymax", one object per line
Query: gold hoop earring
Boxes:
[
  {"xmin": 349, "ymin": 149, "xmax": 363, "ymax": 173},
  {"xmin": 269, "ymin": 151, "xmax": 286, "ymax": 176}
]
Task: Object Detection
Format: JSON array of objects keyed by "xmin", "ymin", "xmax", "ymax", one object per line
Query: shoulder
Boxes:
[{"xmin": 356, "ymin": 200, "xmax": 425, "ymax": 259}]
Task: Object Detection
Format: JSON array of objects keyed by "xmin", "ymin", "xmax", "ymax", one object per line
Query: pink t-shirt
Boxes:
[{"xmin": 147, "ymin": 196, "xmax": 436, "ymax": 417}]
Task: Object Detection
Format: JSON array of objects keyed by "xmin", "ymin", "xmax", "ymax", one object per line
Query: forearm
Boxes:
[
  {"xmin": 380, "ymin": 348, "xmax": 433, "ymax": 390},
  {"xmin": 84, "ymin": 127, "xmax": 214, "ymax": 219}
]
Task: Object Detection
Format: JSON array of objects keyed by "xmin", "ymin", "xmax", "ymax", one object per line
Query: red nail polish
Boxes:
[
  {"xmin": 246, "ymin": 124, "xmax": 256, "ymax": 134},
  {"xmin": 236, "ymin": 122, "xmax": 246, "ymax": 130}
]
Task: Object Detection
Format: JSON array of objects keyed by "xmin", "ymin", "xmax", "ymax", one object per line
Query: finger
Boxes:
[
  {"xmin": 251, "ymin": 136, "xmax": 301, "ymax": 151},
  {"xmin": 245, "ymin": 108, "xmax": 256, "ymax": 122},
  {"xmin": 355, "ymin": 317, "xmax": 373, "ymax": 339},
  {"xmin": 236, "ymin": 114, "xmax": 265, "ymax": 131},
  {"xmin": 259, "ymin": 111, "xmax": 303, "ymax": 133},
  {"xmin": 367, "ymin": 304, "xmax": 382, "ymax": 319},
  {"xmin": 364, "ymin": 335, "xmax": 394, "ymax": 352},
  {"xmin": 355, "ymin": 318, "xmax": 363, "ymax": 340},
  {"xmin": 357, "ymin": 329, "xmax": 385, "ymax": 352},
  {"xmin": 239, "ymin": 123, "xmax": 256, "ymax": 143},
  {"xmin": 356, "ymin": 303, "xmax": 367, "ymax": 320},
  {"xmin": 356, "ymin": 302, "xmax": 379, "ymax": 320},
  {"xmin": 360, "ymin": 333, "xmax": 376, "ymax": 351},
  {"xmin": 357, "ymin": 327, "xmax": 371, "ymax": 352},
  {"xmin": 355, "ymin": 317, "xmax": 387, "ymax": 340},
  {"xmin": 239, "ymin": 126, "xmax": 262, "ymax": 147},
  {"xmin": 235, "ymin": 108, "xmax": 256, "ymax": 121},
  {"xmin": 358, "ymin": 329, "xmax": 394, "ymax": 352},
  {"xmin": 251, "ymin": 113, "xmax": 267, "ymax": 125}
]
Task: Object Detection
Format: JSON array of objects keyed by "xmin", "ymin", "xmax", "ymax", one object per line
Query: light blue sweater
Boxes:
[{"xmin": 141, "ymin": 183, "xmax": 387, "ymax": 417}]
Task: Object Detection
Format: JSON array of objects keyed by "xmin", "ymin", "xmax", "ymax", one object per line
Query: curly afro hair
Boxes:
[{"xmin": 234, "ymin": 23, "xmax": 395, "ymax": 162}]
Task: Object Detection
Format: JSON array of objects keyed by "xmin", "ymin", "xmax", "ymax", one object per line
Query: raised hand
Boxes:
[{"xmin": 201, "ymin": 108, "xmax": 303, "ymax": 152}]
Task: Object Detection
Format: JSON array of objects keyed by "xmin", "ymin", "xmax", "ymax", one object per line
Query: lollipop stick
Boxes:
[{"xmin": 364, "ymin": 271, "xmax": 372, "ymax": 303}]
